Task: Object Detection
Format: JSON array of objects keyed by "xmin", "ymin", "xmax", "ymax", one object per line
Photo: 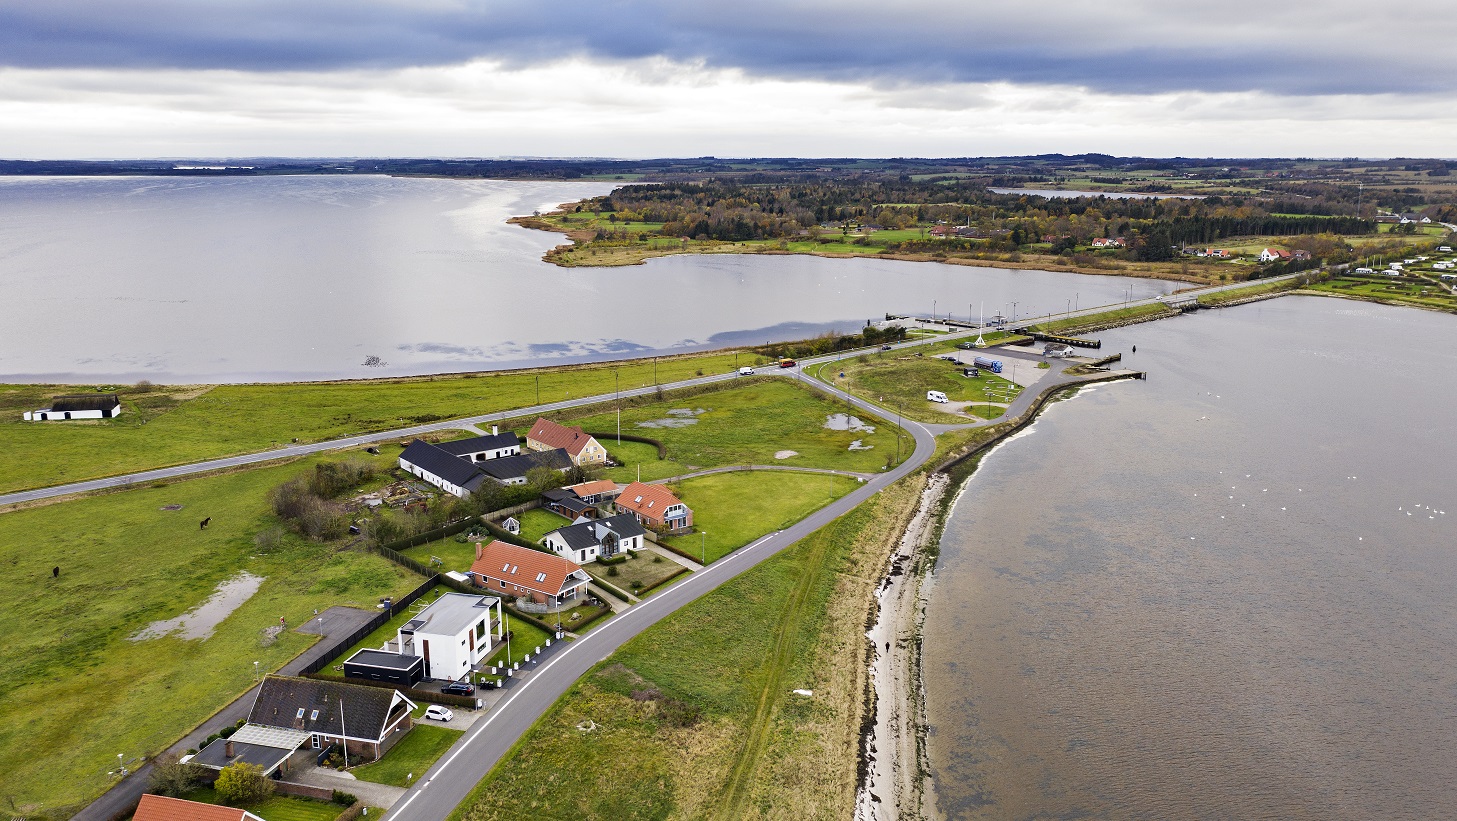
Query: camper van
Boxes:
[{"xmin": 926, "ymin": 390, "xmax": 949, "ymax": 403}]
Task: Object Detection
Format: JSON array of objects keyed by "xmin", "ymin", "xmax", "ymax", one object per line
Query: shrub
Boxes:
[
  {"xmin": 332, "ymin": 789, "xmax": 359, "ymax": 806},
  {"xmin": 147, "ymin": 753, "xmax": 208, "ymax": 797},
  {"xmin": 214, "ymin": 761, "xmax": 273, "ymax": 803},
  {"xmin": 606, "ymin": 566, "xmax": 619, "ymax": 577}
]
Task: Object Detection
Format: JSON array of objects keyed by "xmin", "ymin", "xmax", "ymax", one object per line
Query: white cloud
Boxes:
[{"xmin": 1, "ymin": 57, "xmax": 1453, "ymax": 159}]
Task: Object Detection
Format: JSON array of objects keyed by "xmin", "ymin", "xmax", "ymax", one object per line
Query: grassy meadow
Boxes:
[
  {"xmin": 661, "ymin": 471, "xmax": 862, "ymax": 564},
  {"xmin": 0, "ymin": 348, "xmax": 746, "ymax": 495},
  {"xmin": 0, "ymin": 451, "xmax": 423, "ymax": 818},
  {"xmin": 557, "ymin": 378, "xmax": 903, "ymax": 479},
  {"xmin": 820, "ymin": 353, "xmax": 1025, "ymax": 424}
]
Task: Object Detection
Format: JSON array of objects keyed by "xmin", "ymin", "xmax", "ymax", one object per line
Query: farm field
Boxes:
[{"xmin": 0, "ymin": 451, "xmax": 422, "ymax": 818}]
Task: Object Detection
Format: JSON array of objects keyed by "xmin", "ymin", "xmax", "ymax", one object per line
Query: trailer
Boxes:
[{"xmin": 972, "ymin": 356, "xmax": 1003, "ymax": 374}]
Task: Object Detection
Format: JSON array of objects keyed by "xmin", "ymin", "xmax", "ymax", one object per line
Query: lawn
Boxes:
[
  {"xmin": 586, "ymin": 551, "xmax": 685, "ymax": 596},
  {"xmin": 448, "ymin": 478, "xmax": 920, "ymax": 820},
  {"xmin": 0, "ymin": 347, "xmax": 746, "ymax": 495},
  {"xmin": 180, "ymin": 787, "xmax": 342, "ymax": 821},
  {"xmin": 659, "ymin": 470, "xmax": 862, "ymax": 564},
  {"xmin": 401, "ymin": 535, "xmax": 483, "ymax": 574},
  {"xmin": 352, "ymin": 724, "xmax": 463, "ymax": 788},
  {"xmin": 515, "ymin": 508, "xmax": 571, "ymax": 543},
  {"xmin": 561, "ymin": 378, "xmax": 903, "ymax": 478},
  {"xmin": 0, "ymin": 452, "xmax": 424, "ymax": 818},
  {"xmin": 483, "ymin": 616, "xmax": 553, "ymax": 668}
]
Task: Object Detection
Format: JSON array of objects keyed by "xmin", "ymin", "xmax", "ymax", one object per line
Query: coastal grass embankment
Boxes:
[
  {"xmin": 0, "ymin": 450, "xmax": 421, "ymax": 818},
  {"xmin": 449, "ymin": 480, "xmax": 923, "ymax": 820},
  {"xmin": 0, "ymin": 349, "xmax": 754, "ymax": 495}
]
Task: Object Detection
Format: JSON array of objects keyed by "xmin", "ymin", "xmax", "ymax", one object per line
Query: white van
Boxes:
[
  {"xmin": 738, "ymin": 366, "xmax": 754, "ymax": 376},
  {"xmin": 927, "ymin": 390, "xmax": 949, "ymax": 403}
]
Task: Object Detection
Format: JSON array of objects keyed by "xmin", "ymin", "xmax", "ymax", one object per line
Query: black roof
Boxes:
[
  {"xmin": 550, "ymin": 513, "xmax": 647, "ymax": 551},
  {"xmin": 249, "ymin": 675, "xmax": 405, "ymax": 741},
  {"xmin": 437, "ymin": 431, "xmax": 519, "ymax": 456},
  {"xmin": 345, "ymin": 649, "xmax": 423, "ymax": 672},
  {"xmin": 478, "ymin": 448, "xmax": 571, "ymax": 482},
  {"xmin": 542, "ymin": 488, "xmax": 592, "ymax": 516},
  {"xmin": 49, "ymin": 394, "xmax": 121, "ymax": 413},
  {"xmin": 193, "ymin": 737, "xmax": 297, "ymax": 772},
  {"xmin": 400, "ymin": 439, "xmax": 487, "ymax": 491}
]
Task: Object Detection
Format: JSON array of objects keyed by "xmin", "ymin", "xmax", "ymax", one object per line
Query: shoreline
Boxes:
[{"xmin": 857, "ymin": 471, "xmax": 947, "ymax": 821}]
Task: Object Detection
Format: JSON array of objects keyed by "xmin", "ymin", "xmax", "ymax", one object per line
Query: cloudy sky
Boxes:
[{"xmin": 2, "ymin": 0, "xmax": 1453, "ymax": 159}]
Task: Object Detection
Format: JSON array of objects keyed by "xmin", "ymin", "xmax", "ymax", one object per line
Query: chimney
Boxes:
[
  {"xmin": 225, "ymin": 740, "xmax": 235, "ymax": 758},
  {"xmin": 476, "ymin": 542, "xmax": 483, "ymax": 560},
  {"xmin": 491, "ymin": 425, "xmax": 498, "ymax": 436}
]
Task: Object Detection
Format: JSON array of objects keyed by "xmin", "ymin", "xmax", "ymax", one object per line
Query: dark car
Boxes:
[
  {"xmin": 956, "ymin": 342, "xmax": 975, "ymax": 350},
  {"xmin": 880, "ymin": 345, "xmax": 893, "ymax": 351},
  {"xmin": 440, "ymin": 681, "xmax": 475, "ymax": 696}
]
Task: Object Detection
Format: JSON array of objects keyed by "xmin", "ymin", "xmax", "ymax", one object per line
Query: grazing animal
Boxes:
[
  {"xmin": 200, "ymin": 517, "xmax": 211, "ymax": 530},
  {"xmin": 53, "ymin": 566, "xmax": 60, "ymax": 578}
]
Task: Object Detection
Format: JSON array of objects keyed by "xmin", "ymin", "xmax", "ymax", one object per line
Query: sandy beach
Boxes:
[{"xmin": 856, "ymin": 472, "xmax": 948, "ymax": 821}]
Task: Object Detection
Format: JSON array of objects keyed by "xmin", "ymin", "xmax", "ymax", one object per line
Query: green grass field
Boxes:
[
  {"xmin": 0, "ymin": 453, "xmax": 423, "ymax": 817},
  {"xmin": 352, "ymin": 724, "xmax": 463, "ymax": 788},
  {"xmin": 0, "ymin": 349, "xmax": 746, "ymax": 495},
  {"xmin": 562, "ymin": 379, "xmax": 903, "ymax": 479},
  {"xmin": 659, "ymin": 471, "xmax": 861, "ymax": 563},
  {"xmin": 587, "ymin": 551, "xmax": 684, "ymax": 595}
]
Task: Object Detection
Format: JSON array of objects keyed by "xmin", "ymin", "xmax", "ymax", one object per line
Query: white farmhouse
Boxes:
[
  {"xmin": 25, "ymin": 393, "xmax": 122, "ymax": 421},
  {"xmin": 395, "ymin": 593, "xmax": 504, "ymax": 683}
]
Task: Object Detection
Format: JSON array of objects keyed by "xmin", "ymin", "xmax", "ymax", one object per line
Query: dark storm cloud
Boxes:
[{"xmin": 0, "ymin": 1, "xmax": 1442, "ymax": 96}]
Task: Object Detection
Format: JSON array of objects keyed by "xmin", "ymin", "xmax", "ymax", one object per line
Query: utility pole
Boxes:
[
  {"xmin": 700, "ymin": 530, "xmax": 708, "ymax": 565},
  {"xmin": 615, "ymin": 369, "xmax": 621, "ymax": 444},
  {"xmin": 535, "ymin": 374, "xmax": 539, "ymax": 406}
]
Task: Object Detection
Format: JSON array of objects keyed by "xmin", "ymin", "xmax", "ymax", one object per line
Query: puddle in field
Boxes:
[
  {"xmin": 130, "ymin": 571, "xmax": 265, "ymax": 641},
  {"xmin": 825, "ymin": 413, "xmax": 875, "ymax": 433},
  {"xmin": 848, "ymin": 440, "xmax": 874, "ymax": 451},
  {"xmin": 638, "ymin": 408, "xmax": 707, "ymax": 428}
]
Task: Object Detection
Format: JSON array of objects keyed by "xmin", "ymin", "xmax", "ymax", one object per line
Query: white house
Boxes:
[
  {"xmin": 436, "ymin": 427, "xmax": 520, "ymax": 463},
  {"xmin": 24, "ymin": 393, "xmax": 121, "ymax": 422},
  {"xmin": 541, "ymin": 513, "xmax": 647, "ymax": 564},
  {"xmin": 399, "ymin": 439, "xmax": 489, "ymax": 498},
  {"xmin": 1259, "ymin": 248, "xmax": 1291, "ymax": 263},
  {"xmin": 395, "ymin": 593, "xmax": 504, "ymax": 682}
]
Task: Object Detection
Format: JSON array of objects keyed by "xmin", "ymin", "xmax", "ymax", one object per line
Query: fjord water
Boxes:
[
  {"xmin": 0, "ymin": 175, "xmax": 1175, "ymax": 382},
  {"xmin": 924, "ymin": 296, "xmax": 1457, "ymax": 820}
]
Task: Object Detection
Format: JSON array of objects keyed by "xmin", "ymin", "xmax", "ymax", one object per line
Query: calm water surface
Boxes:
[
  {"xmin": 925, "ymin": 296, "xmax": 1457, "ymax": 820},
  {"xmin": 0, "ymin": 175, "xmax": 1175, "ymax": 382}
]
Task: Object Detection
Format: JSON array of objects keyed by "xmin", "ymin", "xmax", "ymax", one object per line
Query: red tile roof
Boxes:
[
  {"xmin": 616, "ymin": 482, "xmax": 688, "ymax": 523},
  {"xmin": 527, "ymin": 417, "xmax": 598, "ymax": 458},
  {"xmin": 566, "ymin": 479, "xmax": 618, "ymax": 498},
  {"xmin": 134, "ymin": 795, "xmax": 258, "ymax": 821},
  {"xmin": 469, "ymin": 540, "xmax": 587, "ymax": 597}
]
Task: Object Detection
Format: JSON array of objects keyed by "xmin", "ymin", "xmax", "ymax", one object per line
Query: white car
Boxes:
[
  {"xmin": 424, "ymin": 705, "xmax": 454, "ymax": 722},
  {"xmin": 738, "ymin": 367, "xmax": 754, "ymax": 376}
]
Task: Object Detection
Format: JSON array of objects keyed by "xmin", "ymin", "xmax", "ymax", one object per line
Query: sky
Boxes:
[{"xmin": 1, "ymin": 1, "xmax": 1454, "ymax": 160}]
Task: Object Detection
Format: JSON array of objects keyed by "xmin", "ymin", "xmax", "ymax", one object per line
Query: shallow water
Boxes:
[
  {"xmin": 130, "ymin": 571, "xmax": 265, "ymax": 641},
  {"xmin": 0, "ymin": 175, "xmax": 1176, "ymax": 382},
  {"xmin": 924, "ymin": 296, "xmax": 1457, "ymax": 820}
]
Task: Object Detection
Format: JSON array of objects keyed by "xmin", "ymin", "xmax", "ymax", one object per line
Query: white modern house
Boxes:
[
  {"xmin": 395, "ymin": 593, "xmax": 504, "ymax": 682},
  {"xmin": 24, "ymin": 394, "xmax": 122, "ymax": 421},
  {"xmin": 541, "ymin": 513, "xmax": 647, "ymax": 564}
]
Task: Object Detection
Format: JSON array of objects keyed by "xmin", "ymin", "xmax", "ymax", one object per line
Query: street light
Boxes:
[
  {"xmin": 700, "ymin": 530, "xmax": 708, "ymax": 565},
  {"xmin": 253, "ymin": 660, "xmax": 260, "ymax": 681}
]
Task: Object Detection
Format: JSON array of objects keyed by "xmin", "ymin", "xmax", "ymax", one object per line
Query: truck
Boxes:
[{"xmin": 972, "ymin": 356, "xmax": 1003, "ymax": 374}]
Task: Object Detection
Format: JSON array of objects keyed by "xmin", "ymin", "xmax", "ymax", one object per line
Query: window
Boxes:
[
  {"xmin": 502, "ymin": 562, "xmax": 510, "ymax": 571},
  {"xmin": 476, "ymin": 620, "xmax": 486, "ymax": 639},
  {"xmin": 536, "ymin": 572, "xmax": 547, "ymax": 582},
  {"xmin": 634, "ymin": 495, "xmax": 643, "ymax": 503},
  {"xmin": 312, "ymin": 735, "xmax": 321, "ymax": 749},
  {"xmin": 296, "ymin": 708, "xmax": 305, "ymax": 719},
  {"xmin": 500, "ymin": 579, "xmax": 507, "ymax": 588},
  {"xmin": 309, "ymin": 709, "xmax": 319, "ymax": 721}
]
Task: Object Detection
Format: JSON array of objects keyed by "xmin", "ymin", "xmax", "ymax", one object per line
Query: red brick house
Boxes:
[
  {"xmin": 614, "ymin": 481, "xmax": 693, "ymax": 533},
  {"xmin": 469, "ymin": 540, "xmax": 591, "ymax": 609}
]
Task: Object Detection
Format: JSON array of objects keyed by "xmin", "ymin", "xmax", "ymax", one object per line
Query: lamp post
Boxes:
[
  {"xmin": 615, "ymin": 369, "xmax": 621, "ymax": 444},
  {"xmin": 118, "ymin": 753, "xmax": 125, "ymax": 775},
  {"xmin": 253, "ymin": 660, "xmax": 260, "ymax": 681},
  {"xmin": 700, "ymin": 530, "xmax": 708, "ymax": 566}
]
